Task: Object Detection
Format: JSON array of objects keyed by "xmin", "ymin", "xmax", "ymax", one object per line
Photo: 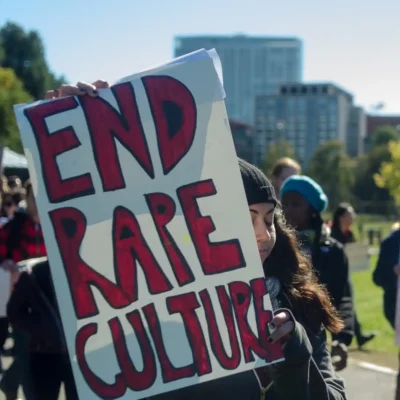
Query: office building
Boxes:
[
  {"xmin": 347, "ymin": 106, "xmax": 366, "ymax": 157},
  {"xmin": 229, "ymin": 120, "xmax": 253, "ymax": 162},
  {"xmin": 254, "ymin": 83, "xmax": 363, "ymax": 166},
  {"xmin": 366, "ymin": 115, "xmax": 400, "ymax": 137},
  {"xmin": 174, "ymin": 34, "xmax": 303, "ymax": 124}
]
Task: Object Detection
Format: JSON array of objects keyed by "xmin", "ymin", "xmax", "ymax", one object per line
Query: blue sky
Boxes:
[{"xmin": 2, "ymin": 0, "xmax": 399, "ymax": 113}]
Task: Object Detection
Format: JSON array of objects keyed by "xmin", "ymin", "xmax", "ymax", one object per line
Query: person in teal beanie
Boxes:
[{"xmin": 280, "ymin": 175, "xmax": 354, "ymax": 372}]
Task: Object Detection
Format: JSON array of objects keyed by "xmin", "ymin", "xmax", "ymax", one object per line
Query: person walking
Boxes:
[
  {"xmin": 331, "ymin": 203, "xmax": 375, "ymax": 348},
  {"xmin": 373, "ymin": 226, "xmax": 400, "ymax": 400},
  {"xmin": 7, "ymin": 257, "xmax": 78, "ymax": 400},
  {"xmin": 0, "ymin": 181, "xmax": 46, "ymax": 400},
  {"xmin": 280, "ymin": 176, "xmax": 354, "ymax": 372}
]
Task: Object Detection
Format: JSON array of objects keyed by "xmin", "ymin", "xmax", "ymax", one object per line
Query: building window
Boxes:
[
  {"xmin": 287, "ymin": 98, "xmax": 296, "ymax": 113},
  {"xmin": 298, "ymin": 99, "xmax": 307, "ymax": 112},
  {"xmin": 319, "ymin": 122, "xmax": 327, "ymax": 130},
  {"xmin": 328, "ymin": 119, "xmax": 337, "ymax": 129},
  {"xmin": 288, "ymin": 129, "xmax": 296, "ymax": 139}
]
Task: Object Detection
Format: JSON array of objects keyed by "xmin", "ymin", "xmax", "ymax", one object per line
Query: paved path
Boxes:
[
  {"xmin": 340, "ymin": 362, "xmax": 396, "ymax": 399},
  {"xmin": 0, "ymin": 358, "xmax": 397, "ymax": 399}
]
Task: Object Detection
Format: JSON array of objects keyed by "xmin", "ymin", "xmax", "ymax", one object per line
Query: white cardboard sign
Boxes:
[{"xmin": 14, "ymin": 50, "xmax": 283, "ymax": 399}]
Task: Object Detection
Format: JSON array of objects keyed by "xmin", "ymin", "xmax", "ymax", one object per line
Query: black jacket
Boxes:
[
  {"xmin": 7, "ymin": 258, "xmax": 66, "ymax": 354},
  {"xmin": 150, "ymin": 299, "xmax": 346, "ymax": 400},
  {"xmin": 373, "ymin": 229, "xmax": 400, "ymax": 328},
  {"xmin": 298, "ymin": 225, "xmax": 354, "ymax": 346}
]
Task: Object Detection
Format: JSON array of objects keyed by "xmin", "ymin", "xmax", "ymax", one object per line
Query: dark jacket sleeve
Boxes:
[
  {"xmin": 7, "ymin": 271, "xmax": 50, "ymax": 337},
  {"xmin": 330, "ymin": 246, "xmax": 354, "ymax": 346},
  {"xmin": 270, "ymin": 319, "xmax": 347, "ymax": 399},
  {"xmin": 373, "ymin": 234, "xmax": 398, "ymax": 292}
]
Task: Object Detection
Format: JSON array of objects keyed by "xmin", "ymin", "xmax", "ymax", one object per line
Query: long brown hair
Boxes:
[{"xmin": 265, "ymin": 208, "xmax": 343, "ymax": 334}]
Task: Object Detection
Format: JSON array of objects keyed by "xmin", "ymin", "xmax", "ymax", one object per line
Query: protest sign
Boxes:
[{"xmin": 14, "ymin": 49, "xmax": 283, "ymax": 399}]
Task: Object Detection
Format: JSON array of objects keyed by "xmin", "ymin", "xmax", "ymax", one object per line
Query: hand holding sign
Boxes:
[
  {"xmin": 267, "ymin": 311, "xmax": 295, "ymax": 345},
  {"xmin": 393, "ymin": 264, "xmax": 400, "ymax": 276},
  {"xmin": 45, "ymin": 80, "xmax": 110, "ymax": 99}
]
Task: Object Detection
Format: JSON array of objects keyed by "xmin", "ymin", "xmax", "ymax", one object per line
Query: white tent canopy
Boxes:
[{"xmin": 1, "ymin": 147, "xmax": 28, "ymax": 168}]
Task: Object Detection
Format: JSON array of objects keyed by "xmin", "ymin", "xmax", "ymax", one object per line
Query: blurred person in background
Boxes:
[
  {"xmin": 0, "ymin": 181, "xmax": 46, "ymax": 400},
  {"xmin": 270, "ymin": 158, "xmax": 301, "ymax": 199},
  {"xmin": 0, "ymin": 192, "xmax": 18, "ymax": 227},
  {"xmin": 330, "ymin": 203, "xmax": 356, "ymax": 245},
  {"xmin": 281, "ymin": 176, "xmax": 354, "ymax": 372},
  {"xmin": 7, "ymin": 257, "xmax": 78, "ymax": 400},
  {"xmin": 1, "ymin": 176, "xmax": 9, "ymax": 197},
  {"xmin": 6, "ymin": 177, "xmax": 22, "ymax": 191},
  {"xmin": 331, "ymin": 203, "xmax": 375, "ymax": 349},
  {"xmin": 373, "ymin": 225, "xmax": 400, "ymax": 400}
]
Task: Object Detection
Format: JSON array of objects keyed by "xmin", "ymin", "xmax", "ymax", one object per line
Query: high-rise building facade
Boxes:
[
  {"xmin": 347, "ymin": 106, "xmax": 366, "ymax": 157},
  {"xmin": 174, "ymin": 34, "xmax": 303, "ymax": 124},
  {"xmin": 229, "ymin": 120, "xmax": 254, "ymax": 162},
  {"xmin": 254, "ymin": 83, "xmax": 362, "ymax": 166}
]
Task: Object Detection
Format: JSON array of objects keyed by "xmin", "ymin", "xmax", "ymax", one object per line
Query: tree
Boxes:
[
  {"xmin": 365, "ymin": 125, "xmax": 400, "ymax": 150},
  {"xmin": 261, "ymin": 141, "xmax": 295, "ymax": 176},
  {"xmin": 353, "ymin": 144, "xmax": 393, "ymax": 214},
  {"xmin": 0, "ymin": 22, "xmax": 66, "ymax": 99},
  {"xmin": 0, "ymin": 68, "xmax": 32, "ymax": 152},
  {"xmin": 374, "ymin": 141, "xmax": 400, "ymax": 205},
  {"xmin": 306, "ymin": 141, "xmax": 355, "ymax": 210}
]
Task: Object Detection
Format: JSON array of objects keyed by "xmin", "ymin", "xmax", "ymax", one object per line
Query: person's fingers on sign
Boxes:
[
  {"xmin": 393, "ymin": 264, "xmax": 400, "ymax": 277},
  {"xmin": 267, "ymin": 311, "xmax": 295, "ymax": 345},
  {"xmin": 44, "ymin": 80, "xmax": 110, "ymax": 100}
]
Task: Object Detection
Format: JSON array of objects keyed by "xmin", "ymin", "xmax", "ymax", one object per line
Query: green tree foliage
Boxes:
[
  {"xmin": 365, "ymin": 124, "xmax": 400, "ymax": 149},
  {"xmin": 306, "ymin": 141, "xmax": 355, "ymax": 210},
  {"xmin": 354, "ymin": 145, "xmax": 392, "ymax": 207},
  {"xmin": 374, "ymin": 141, "xmax": 400, "ymax": 205},
  {"xmin": 0, "ymin": 22, "xmax": 66, "ymax": 99},
  {"xmin": 261, "ymin": 141, "xmax": 295, "ymax": 176},
  {"xmin": 0, "ymin": 68, "xmax": 32, "ymax": 152}
]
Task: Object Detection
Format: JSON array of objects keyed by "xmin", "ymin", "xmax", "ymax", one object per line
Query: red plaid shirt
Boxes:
[{"xmin": 0, "ymin": 212, "xmax": 46, "ymax": 263}]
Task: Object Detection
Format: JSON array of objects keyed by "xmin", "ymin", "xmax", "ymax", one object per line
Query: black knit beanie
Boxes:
[{"xmin": 238, "ymin": 159, "xmax": 277, "ymax": 207}]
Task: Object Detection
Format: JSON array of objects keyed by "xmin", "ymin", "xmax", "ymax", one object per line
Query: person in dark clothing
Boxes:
[
  {"xmin": 7, "ymin": 257, "xmax": 78, "ymax": 400},
  {"xmin": 331, "ymin": 203, "xmax": 356, "ymax": 246},
  {"xmin": 373, "ymin": 228, "xmax": 400, "ymax": 399},
  {"xmin": 149, "ymin": 159, "xmax": 347, "ymax": 400},
  {"xmin": 0, "ymin": 181, "xmax": 46, "ymax": 400},
  {"xmin": 331, "ymin": 203, "xmax": 375, "ymax": 349},
  {"xmin": 280, "ymin": 176, "xmax": 354, "ymax": 372}
]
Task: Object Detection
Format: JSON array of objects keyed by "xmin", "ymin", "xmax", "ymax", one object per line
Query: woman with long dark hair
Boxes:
[
  {"xmin": 46, "ymin": 81, "xmax": 347, "ymax": 399},
  {"xmin": 280, "ymin": 175, "xmax": 354, "ymax": 372},
  {"xmin": 331, "ymin": 203, "xmax": 356, "ymax": 246},
  {"xmin": 151, "ymin": 160, "xmax": 347, "ymax": 399}
]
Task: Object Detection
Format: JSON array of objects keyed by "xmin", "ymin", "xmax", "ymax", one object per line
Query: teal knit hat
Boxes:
[{"xmin": 280, "ymin": 175, "xmax": 328, "ymax": 213}]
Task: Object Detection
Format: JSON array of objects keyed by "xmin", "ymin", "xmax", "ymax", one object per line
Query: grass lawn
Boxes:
[{"xmin": 350, "ymin": 253, "xmax": 398, "ymax": 368}]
